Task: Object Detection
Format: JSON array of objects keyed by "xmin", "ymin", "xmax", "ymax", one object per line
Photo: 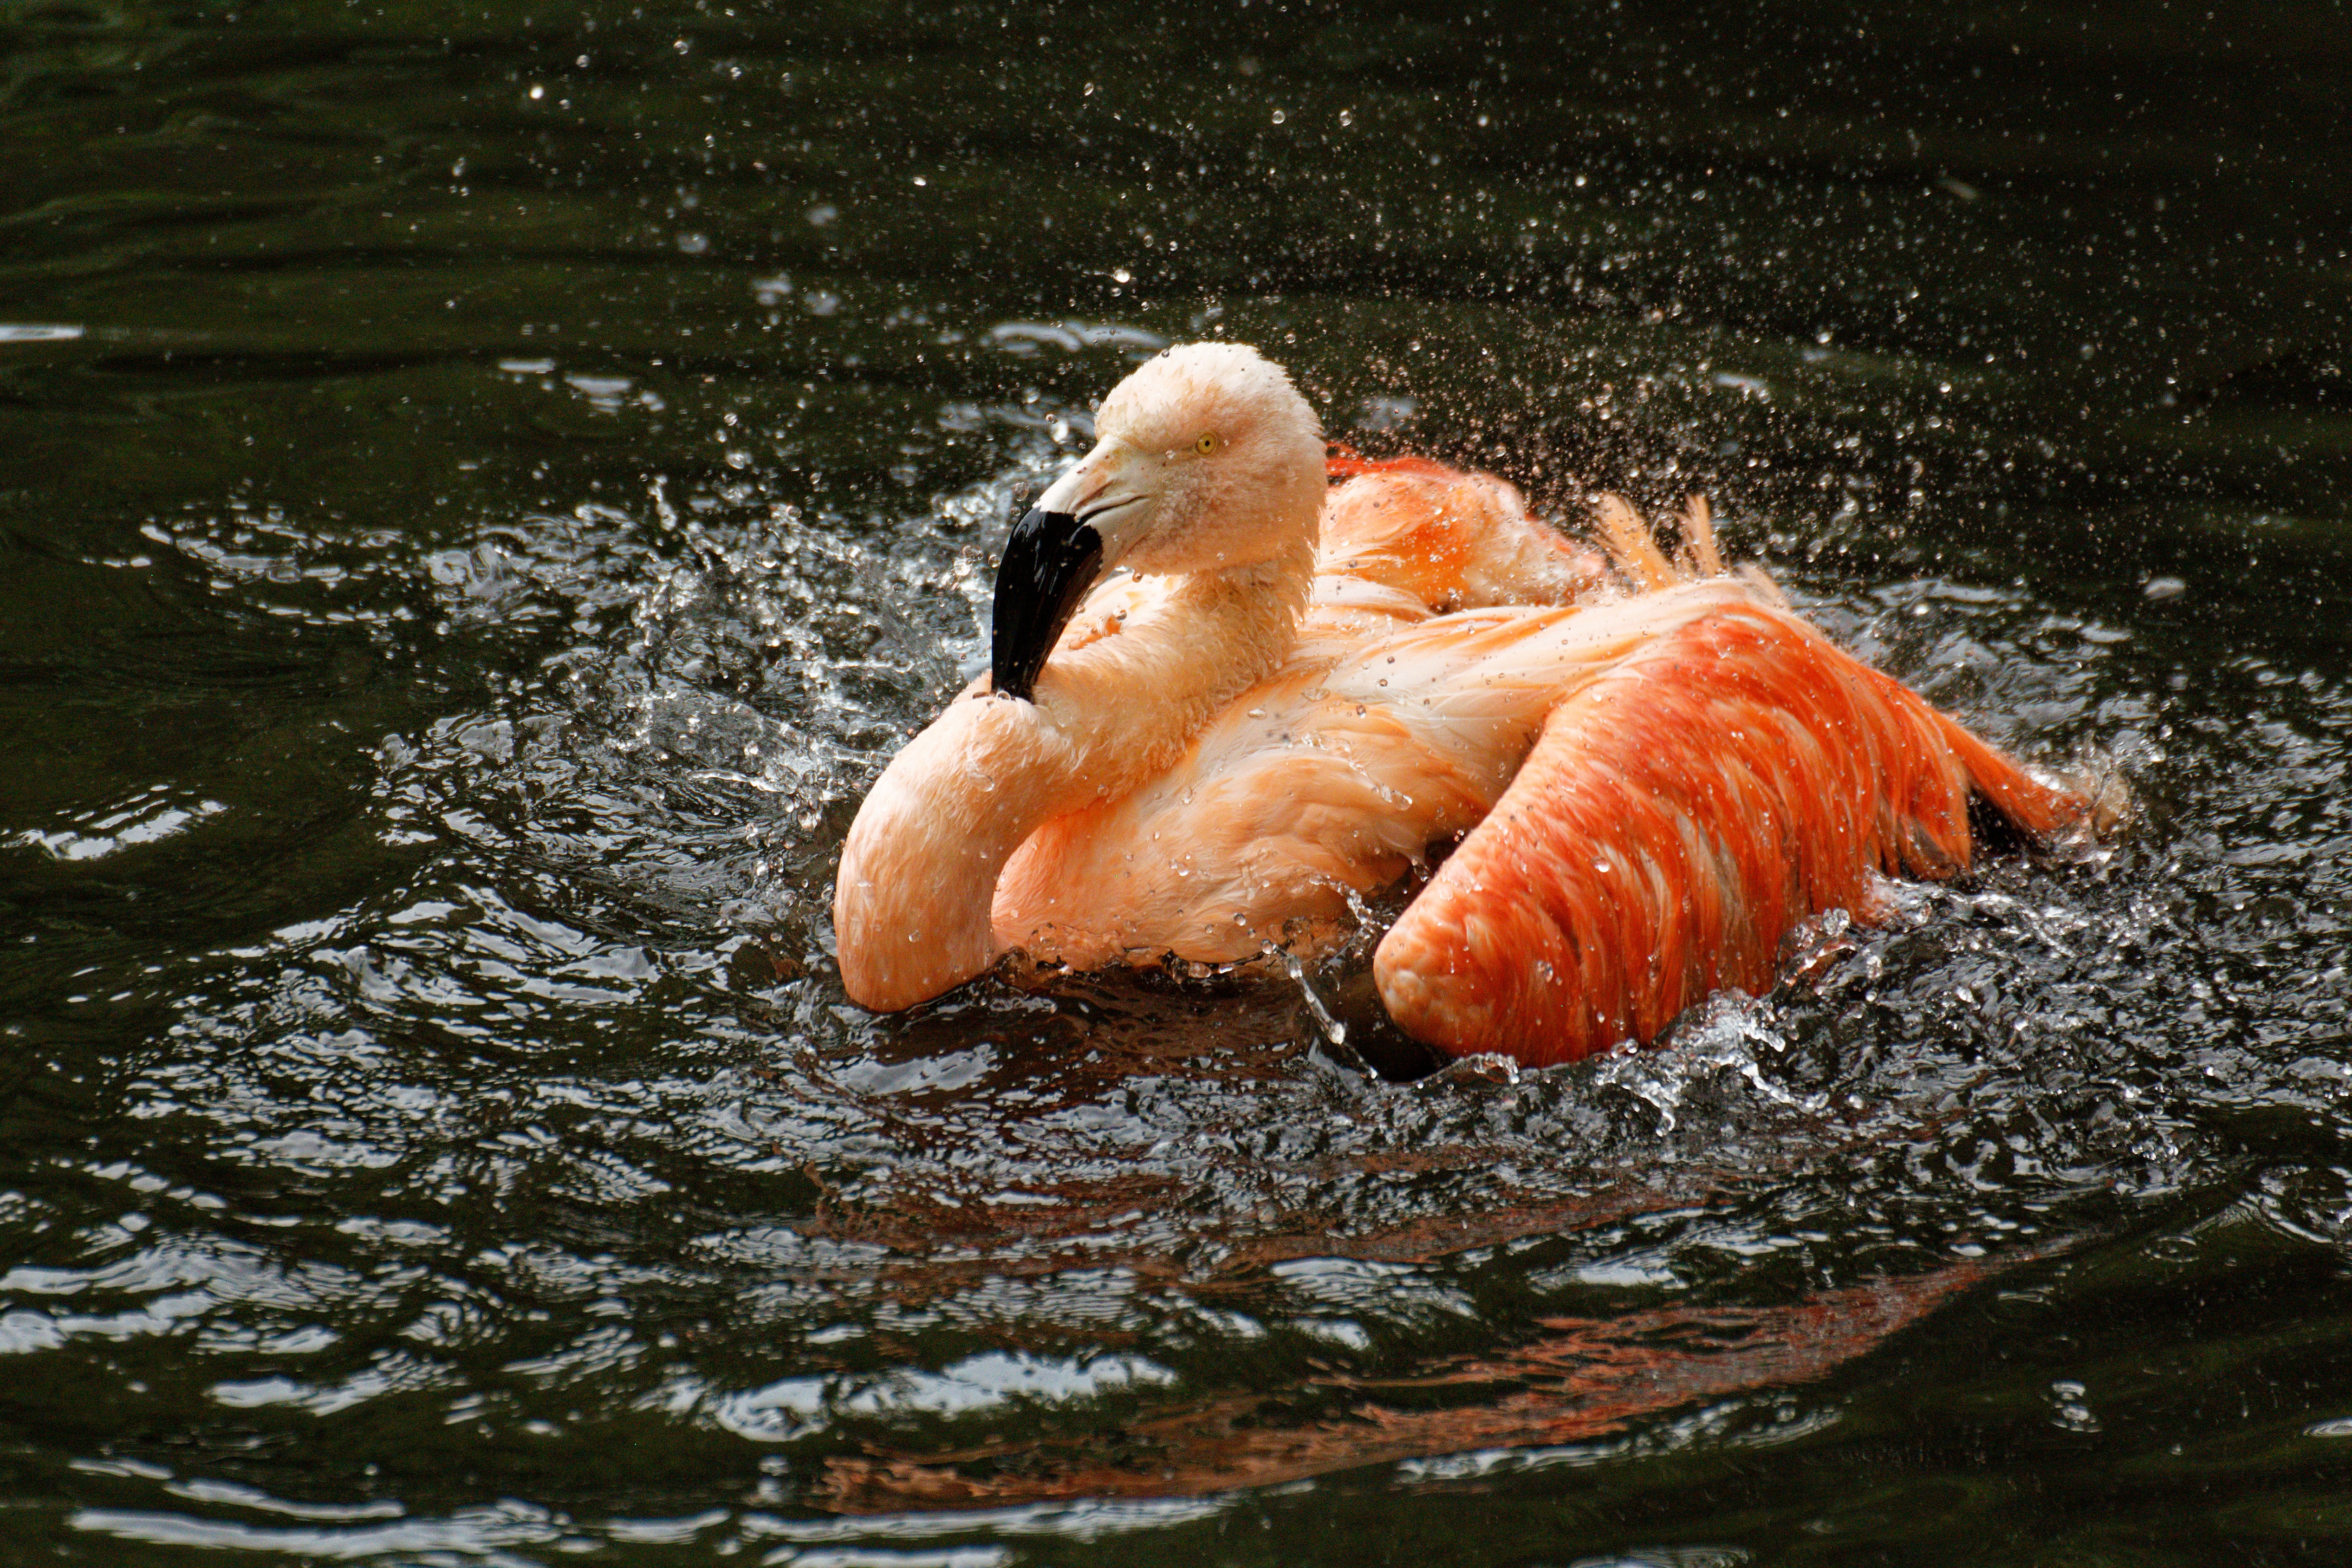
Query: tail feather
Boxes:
[
  {"xmin": 1928, "ymin": 708, "xmax": 2092, "ymax": 843},
  {"xmin": 1591, "ymin": 492, "xmax": 1731, "ymax": 588},
  {"xmin": 1590, "ymin": 494, "xmax": 1680, "ymax": 591},
  {"xmin": 1678, "ymin": 494, "xmax": 1725, "ymax": 578}
]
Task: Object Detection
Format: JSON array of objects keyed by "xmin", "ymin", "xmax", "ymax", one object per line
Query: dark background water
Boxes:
[{"xmin": 5, "ymin": 0, "xmax": 2352, "ymax": 1562}]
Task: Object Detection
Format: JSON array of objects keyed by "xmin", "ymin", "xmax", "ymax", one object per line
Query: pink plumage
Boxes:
[{"xmin": 833, "ymin": 344, "xmax": 2086, "ymax": 1066}]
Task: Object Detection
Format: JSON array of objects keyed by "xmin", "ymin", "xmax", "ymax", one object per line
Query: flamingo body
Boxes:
[{"xmin": 832, "ymin": 343, "xmax": 2086, "ymax": 1067}]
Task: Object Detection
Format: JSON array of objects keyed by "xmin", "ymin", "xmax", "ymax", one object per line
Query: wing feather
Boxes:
[{"xmin": 1374, "ymin": 602, "xmax": 2086, "ymax": 1065}]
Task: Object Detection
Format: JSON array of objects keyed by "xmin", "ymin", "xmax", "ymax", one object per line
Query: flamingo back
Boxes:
[{"xmin": 1318, "ymin": 467, "xmax": 1610, "ymax": 612}]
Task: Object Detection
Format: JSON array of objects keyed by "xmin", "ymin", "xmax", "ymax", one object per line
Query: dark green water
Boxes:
[{"xmin": 5, "ymin": 1, "xmax": 2352, "ymax": 1562}]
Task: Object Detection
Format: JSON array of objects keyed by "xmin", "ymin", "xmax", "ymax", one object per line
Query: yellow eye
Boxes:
[{"xmin": 1194, "ymin": 432, "xmax": 1218, "ymax": 455}]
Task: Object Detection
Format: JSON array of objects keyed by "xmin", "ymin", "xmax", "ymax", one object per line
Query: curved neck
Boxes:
[{"xmin": 834, "ymin": 537, "xmax": 1314, "ymax": 1012}]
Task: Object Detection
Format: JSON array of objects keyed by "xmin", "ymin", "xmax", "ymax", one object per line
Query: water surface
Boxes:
[{"xmin": 5, "ymin": 2, "xmax": 2352, "ymax": 1563}]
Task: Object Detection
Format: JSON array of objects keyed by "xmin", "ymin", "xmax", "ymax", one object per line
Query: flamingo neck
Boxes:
[{"xmin": 834, "ymin": 537, "xmax": 1315, "ymax": 1012}]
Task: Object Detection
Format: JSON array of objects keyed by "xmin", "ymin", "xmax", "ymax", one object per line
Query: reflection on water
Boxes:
[
  {"xmin": 813, "ymin": 1256, "xmax": 2015, "ymax": 1509},
  {"xmin": 5, "ymin": 0, "xmax": 2352, "ymax": 1562}
]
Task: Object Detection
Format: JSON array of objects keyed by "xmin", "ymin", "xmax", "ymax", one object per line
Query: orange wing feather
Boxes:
[{"xmin": 1372, "ymin": 601, "xmax": 2086, "ymax": 1066}]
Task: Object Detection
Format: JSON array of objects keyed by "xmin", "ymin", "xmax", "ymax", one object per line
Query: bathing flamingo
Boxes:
[{"xmin": 832, "ymin": 343, "xmax": 2086, "ymax": 1067}]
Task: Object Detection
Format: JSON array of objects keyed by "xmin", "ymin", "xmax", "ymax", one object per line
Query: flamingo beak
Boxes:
[
  {"xmin": 989, "ymin": 444, "xmax": 1150, "ymax": 702},
  {"xmin": 990, "ymin": 501, "xmax": 1104, "ymax": 702}
]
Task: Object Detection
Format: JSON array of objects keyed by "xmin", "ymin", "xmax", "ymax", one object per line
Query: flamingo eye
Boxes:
[{"xmin": 1194, "ymin": 432, "xmax": 1218, "ymax": 456}]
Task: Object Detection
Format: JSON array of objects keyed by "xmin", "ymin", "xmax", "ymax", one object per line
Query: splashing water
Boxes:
[{"xmin": 6, "ymin": 7, "xmax": 2351, "ymax": 1549}]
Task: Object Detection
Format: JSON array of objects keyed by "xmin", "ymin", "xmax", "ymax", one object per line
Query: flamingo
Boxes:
[{"xmin": 832, "ymin": 342, "xmax": 2088, "ymax": 1067}]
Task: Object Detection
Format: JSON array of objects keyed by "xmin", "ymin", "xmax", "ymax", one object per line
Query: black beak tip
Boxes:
[{"xmin": 990, "ymin": 507, "xmax": 1105, "ymax": 705}]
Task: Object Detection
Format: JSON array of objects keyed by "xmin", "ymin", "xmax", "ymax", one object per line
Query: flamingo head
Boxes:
[{"xmin": 990, "ymin": 341, "xmax": 1325, "ymax": 701}]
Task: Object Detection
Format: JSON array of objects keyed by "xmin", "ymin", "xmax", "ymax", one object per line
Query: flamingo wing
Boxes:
[{"xmin": 1372, "ymin": 601, "xmax": 2086, "ymax": 1067}]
